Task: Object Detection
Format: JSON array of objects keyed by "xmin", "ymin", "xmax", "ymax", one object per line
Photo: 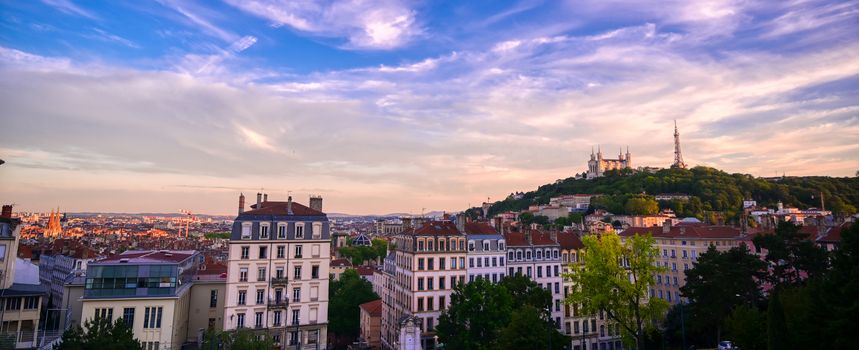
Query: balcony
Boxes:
[
  {"xmin": 270, "ymin": 277, "xmax": 289, "ymax": 286},
  {"xmin": 267, "ymin": 299, "xmax": 289, "ymax": 309}
]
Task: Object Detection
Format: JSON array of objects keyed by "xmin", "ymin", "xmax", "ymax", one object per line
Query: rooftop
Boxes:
[
  {"xmin": 359, "ymin": 299, "xmax": 383, "ymax": 317},
  {"xmin": 620, "ymin": 225, "xmax": 743, "ymax": 239},
  {"xmin": 463, "ymin": 222, "xmax": 497, "ymax": 235},
  {"xmin": 96, "ymin": 250, "xmax": 198, "ymax": 264},
  {"xmin": 240, "ymin": 200, "xmax": 325, "ymax": 217},
  {"xmin": 404, "ymin": 221, "xmax": 464, "ymax": 236}
]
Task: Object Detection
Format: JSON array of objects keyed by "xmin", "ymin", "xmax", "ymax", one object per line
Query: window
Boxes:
[
  {"xmin": 275, "ymin": 267, "xmax": 284, "ymax": 278},
  {"xmin": 428, "ymin": 277, "xmax": 434, "ymax": 290},
  {"xmin": 537, "ymin": 266, "xmax": 543, "ymax": 278},
  {"xmin": 277, "ymin": 245, "xmax": 285, "ymax": 258},
  {"xmin": 260, "ymin": 224, "xmax": 269, "ymax": 239},
  {"xmin": 237, "ymin": 313, "xmax": 245, "ymax": 328},
  {"xmin": 294, "ymin": 245, "xmax": 303, "ymax": 258},
  {"xmin": 428, "ymin": 258, "xmax": 435, "ymax": 270},
  {"xmin": 238, "ymin": 290, "xmax": 247, "ymax": 305},
  {"xmin": 312, "ymin": 222, "xmax": 322, "ymax": 239},
  {"xmin": 256, "ymin": 290, "xmax": 264, "ymax": 304},
  {"xmin": 439, "ymin": 258, "xmax": 446, "ymax": 270},
  {"xmin": 440, "ymin": 277, "xmax": 446, "ymax": 289},
  {"xmin": 468, "ymin": 258, "xmax": 474, "ymax": 268},
  {"xmin": 94, "ymin": 308, "xmax": 113, "ymax": 322},
  {"xmin": 418, "ymin": 240, "xmax": 424, "ymax": 251},
  {"xmin": 291, "ymin": 310, "xmax": 300, "ymax": 325},
  {"xmin": 468, "ymin": 242, "xmax": 475, "ymax": 251},
  {"xmin": 259, "ymin": 246, "xmax": 268, "ymax": 259},
  {"xmin": 418, "ymin": 278, "xmax": 424, "ymax": 291},
  {"xmin": 239, "ymin": 268, "xmax": 248, "ymax": 282},
  {"xmin": 210, "ymin": 290, "xmax": 218, "ymax": 308},
  {"xmin": 537, "ymin": 250, "xmax": 543, "ymax": 259},
  {"xmin": 258, "ymin": 267, "xmax": 267, "ymax": 281},
  {"xmin": 294, "ymin": 265, "xmax": 302, "ymax": 280},
  {"xmin": 241, "ymin": 224, "xmax": 251, "ymax": 239},
  {"xmin": 278, "ymin": 224, "xmax": 287, "ymax": 239},
  {"xmin": 273, "ymin": 310, "xmax": 282, "ymax": 326},
  {"xmin": 143, "ymin": 342, "xmax": 160, "ymax": 350},
  {"xmin": 492, "ymin": 257, "xmax": 497, "ymax": 267},
  {"xmin": 122, "ymin": 307, "xmax": 135, "ymax": 328},
  {"xmin": 289, "ymin": 331, "xmax": 299, "ymax": 345},
  {"xmin": 417, "ymin": 297, "xmax": 424, "ymax": 311},
  {"xmin": 526, "ymin": 251, "xmax": 532, "ymax": 259},
  {"xmin": 143, "ymin": 307, "xmax": 162, "ymax": 329},
  {"xmin": 311, "ymin": 265, "xmax": 319, "ymax": 279},
  {"xmin": 23, "ymin": 296, "xmax": 39, "ymax": 309},
  {"xmin": 427, "ymin": 296, "xmax": 434, "ymax": 311},
  {"xmin": 476, "ymin": 258, "xmax": 482, "ymax": 267},
  {"xmin": 554, "ymin": 265, "xmax": 559, "ymax": 276},
  {"xmin": 292, "ymin": 288, "xmax": 301, "ymax": 302},
  {"xmin": 295, "ymin": 223, "xmax": 305, "ymax": 238},
  {"xmin": 241, "ymin": 246, "xmax": 249, "ymax": 259},
  {"xmin": 459, "ymin": 257, "xmax": 464, "ymax": 269},
  {"xmin": 508, "ymin": 251, "xmax": 514, "ymax": 260},
  {"xmin": 428, "ymin": 239, "xmax": 434, "ymax": 251},
  {"xmin": 418, "ymin": 258, "xmax": 425, "ymax": 270},
  {"xmin": 255, "ymin": 312, "xmax": 264, "ymax": 328}
]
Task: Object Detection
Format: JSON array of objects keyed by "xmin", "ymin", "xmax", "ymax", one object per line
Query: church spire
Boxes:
[{"xmin": 672, "ymin": 120, "xmax": 687, "ymax": 169}]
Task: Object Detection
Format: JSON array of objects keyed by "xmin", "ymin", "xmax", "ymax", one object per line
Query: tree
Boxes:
[
  {"xmin": 201, "ymin": 328, "xmax": 274, "ymax": 350},
  {"xmin": 55, "ymin": 317, "xmax": 141, "ymax": 350},
  {"xmin": 564, "ymin": 233, "xmax": 668, "ymax": 350},
  {"xmin": 518, "ymin": 212, "xmax": 535, "ymax": 225},
  {"xmin": 767, "ymin": 292, "xmax": 789, "ymax": 350},
  {"xmin": 499, "ymin": 274, "xmax": 552, "ymax": 316},
  {"xmin": 329, "ymin": 269, "xmax": 379, "ymax": 347},
  {"xmin": 437, "ymin": 278, "xmax": 513, "ymax": 349},
  {"xmin": 498, "ymin": 305, "xmax": 568, "ymax": 350},
  {"xmin": 753, "ymin": 221, "xmax": 829, "ymax": 286},
  {"xmin": 624, "ymin": 197, "xmax": 659, "ymax": 215},
  {"xmin": 680, "ymin": 245, "xmax": 766, "ymax": 344},
  {"xmin": 725, "ymin": 304, "xmax": 766, "ymax": 350}
]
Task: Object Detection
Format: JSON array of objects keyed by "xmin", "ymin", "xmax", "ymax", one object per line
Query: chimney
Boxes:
[
  {"xmin": 309, "ymin": 196, "xmax": 323, "ymax": 212},
  {"xmin": 455, "ymin": 214, "xmax": 465, "ymax": 234},
  {"xmin": 287, "ymin": 196, "xmax": 293, "ymax": 215},
  {"xmin": 1, "ymin": 205, "xmax": 12, "ymax": 218},
  {"xmin": 525, "ymin": 231, "xmax": 532, "ymax": 245},
  {"xmin": 443, "ymin": 212, "xmax": 450, "ymax": 221},
  {"xmin": 662, "ymin": 219, "xmax": 671, "ymax": 234},
  {"xmin": 680, "ymin": 227, "xmax": 686, "ymax": 235},
  {"xmin": 263, "ymin": 193, "xmax": 268, "ymax": 202},
  {"xmin": 550, "ymin": 231, "xmax": 558, "ymax": 243},
  {"xmin": 238, "ymin": 193, "xmax": 245, "ymax": 214},
  {"xmin": 256, "ymin": 193, "xmax": 262, "ymax": 207}
]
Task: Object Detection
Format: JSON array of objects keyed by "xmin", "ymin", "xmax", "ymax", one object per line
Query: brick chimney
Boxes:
[
  {"xmin": 309, "ymin": 195, "xmax": 323, "ymax": 212},
  {"xmin": 256, "ymin": 192, "xmax": 262, "ymax": 207},
  {"xmin": 238, "ymin": 193, "xmax": 245, "ymax": 214},
  {"xmin": 550, "ymin": 231, "xmax": 558, "ymax": 243},
  {"xmin": 525, "ymin": 231, "xmax": 532, "ymax": 245},
  {"xmin": 1, "ymin": 205, "xmax": 12, "ymax": 218},
  {"xmin": 287, "ymin": 196, "xmax": 293, "ymax": 215},
  {"xmin": 263, "ymin": 193, "xmax": 268, "ymax": 202},
  {"xmin": 662, "ymin": 219, "xmax": 671, "ymax": 234}
]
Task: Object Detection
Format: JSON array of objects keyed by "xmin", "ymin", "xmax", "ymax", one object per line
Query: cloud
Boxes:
[
  {"xmin": 41, "ymin": 0, "xmax": 99, "ymax": 20},
  {"xmin": 90, "ymin": 28, "xmax": 141, "ymax": 48},
  {"xmin": 224, "ymin": 0, "xmax": 421, "ymax": 49},
  {"xmin": 156, "ymin": 0, "xmax": 240, "ymax": 42}
]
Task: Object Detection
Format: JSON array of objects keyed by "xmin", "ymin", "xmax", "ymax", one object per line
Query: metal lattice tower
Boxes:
[{"xmin": 672, "ymin": 120, "xmax": 687, "ymax": 169}]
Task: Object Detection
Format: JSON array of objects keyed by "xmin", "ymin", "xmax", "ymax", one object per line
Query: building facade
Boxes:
[
  {"xmin": 225, "ymin": 194, "xmax": 330, "ymax": 349},
  {"xmin": 39, "ymin": 252, "xmax": 94, "ymax": 309},
  {"xmin": 504, "ymin": 230, "xmax": 565, "ymax": 327},
  {"xmin": 587, "ymin": 147, "xmax": 632, "ymax": 179},
  {"xmin": 462, "ymin": 222, "xmax": 506, "ymax": 283},
  {"xmin": 377, "ymin": 221, "xmax": 467, "ymax": 350},
  {"xmin": 1, "ymin": 205, "xmax": 45, "ymax": 349},
  {"xmin": 359, "ymin": 299, "xmax": 382, "ymax": 349},
  {"xmin": 80, "ymin": 250, "xmax": 201, "ymax": 350}
]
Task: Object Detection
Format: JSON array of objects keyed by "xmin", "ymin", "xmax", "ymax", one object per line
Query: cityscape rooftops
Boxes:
[
  {"xmin": 241, "ymin": 200, "xmax": 324, "ymax": 217},
  {"xmin": 463, "ymin": 222, "xmax": 497, "ymax": 235},
  {"xmin": 557, "ymin": 231, "xmax": 584, "ymax": 250},
  {"xmin": 403, "ymin": 221, "xmax": 463, "ymax": 236},
  {"xmin": 359, "ymin": 299, "xmax": 383, "ymax": 317}
]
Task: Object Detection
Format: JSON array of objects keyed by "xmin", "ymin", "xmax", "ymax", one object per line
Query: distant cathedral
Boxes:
[
  {"xmin": 45, "ymin": 207, "xmax": 65, "ymax": 237},
  {"xmin": 586, "ymin": 146, "xmax": 632, "ymax": 179}
]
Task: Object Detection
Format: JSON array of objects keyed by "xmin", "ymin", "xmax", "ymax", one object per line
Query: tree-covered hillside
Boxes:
[{"xmin": 484, "ymin": 166, "xmax": 859, "ymax": 223}]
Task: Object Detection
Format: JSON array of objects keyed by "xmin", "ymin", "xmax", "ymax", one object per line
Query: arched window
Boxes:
[
  {"xmin": 427, "ymin": 239, "xmax": 435, "ymax": 251},
  {"xmin": 516, "ymin": 250, "xmax": 523, "ymax": 260},
  {"xmin": 536, "ymin": 250, "xmax": 543, "ymax": 259},
  {"xmin": 508, "ymin": 251, "xmax": 514, "ymax": 260},
  {"xmin": 417, "ymin": 239, "xmax": 425, "ymax": 251},
  {"xmin": 468, "ymin": 241, "xmax": 475, "ymax": 252},
  {"xmin": 562, "ymin": 253, "xmax": 568, "ymax": 262},
  {"xmin": 526, "ymin": 250, "xmax": 532, "ymax": 260},
  {"xmin": 499, "ymin": 241, "xmax": 505, "ymax": 250},
  {"xmin": 553, "ymin": 249, "xmax": 559, "ymax": 259}
]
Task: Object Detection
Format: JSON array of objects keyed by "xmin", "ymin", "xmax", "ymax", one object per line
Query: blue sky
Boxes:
[{"xmin": 1, "ymin": 0, "xmax": 858, "ymax": 214}]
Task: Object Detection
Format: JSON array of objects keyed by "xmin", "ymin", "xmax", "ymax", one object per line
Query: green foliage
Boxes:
[
  {"xmin": 564, "ymin": 233, "xmax": 668, "ymax": 349},
  {"xmin": 204, "ymin": 232, "xmax": 231, "ymax": 239},
  {"xmin": 55, "ymin": 317, "xmax": 142, "ymax": 350},
  {"xmin": 329, "ymin": 269, "xmax": 379, "ymax": 346},
  {"xmin": 338, "ymin": 238, "xmax": 389, "ymax": 266},
  {"xmin": 766, "ymin": 292, "xmax": 789, "ymax": 350},
  {"xmin": 436, "ymin": 278, "xmax": 514, "ymax": 349},
  {"xmin": 487, "ymin": 166, "xmax": 859, "ymax": 222},
  {"xmin": 753, "ymin": 221, "xmax": 830, "ymax": 286},
  {"xmin": 725, "ymin": 304, "xmax": 766, "ymax": 350},
  {"xmin": 498, "ymin": 305, "xmax": 568, "ymax": 350},
  {"xmin": 499, "ymin": 274, "xmax": 553, "ymax": 316},
  {"xmin": 201, "ymin": 328, "xmax": 274, "ymax": 350},
  {"xmin": 680, "ymin": 244, "xmax": 767, "ymax": 344}
]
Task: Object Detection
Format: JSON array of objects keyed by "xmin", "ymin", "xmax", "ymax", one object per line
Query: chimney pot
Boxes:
[
  {"xmin": 263, "ymin": 193, "xmax": 268, "ymax": 202},
  {"xmin": 287, "ymin": 196, "xmax": 293, "ymax": 215},
  {"xmin": 238, "ymin": 193, "xmax": 245, "ymax": 214},
  {"xmin": 256, "ymin": 193, "xmax": 262, "ymax": 207},
  {"xmin": 1, "ymin": 205, "xmax": 12, "ymax": 218}
]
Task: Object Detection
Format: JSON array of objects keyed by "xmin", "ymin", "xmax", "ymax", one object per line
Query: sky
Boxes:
[{"xmin": 1, "ymin": 0, "xmax": 858, "ymax": 215}]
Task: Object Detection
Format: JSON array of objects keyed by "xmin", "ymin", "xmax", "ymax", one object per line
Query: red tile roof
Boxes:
[
  {"xmin": 557, "ymin": 231, "xmax": 584, "ymax": 250},
  {"xmin": 359, "ymin": 299, "xmax": 383, "ymax": 317},
  {"xmin": 463, "ymin": 222, "xmax": 497, "ymax": 235},
  {"xmin": 331, "ymin": 259, "xmax": 352, "ymax": 267},
  {"xmin": 243, "ymin": 201, "xmax": 324, "ymax": 216},
  {"xmin": 818, "ymin": 223, "xmax": 849, "ymax": 243},
  {"xmin": 405, "ymin": 221, "xmax": 464, "ymax": 236},
  {"xmin": 620, "ymin": 225, "xmax": 742, "ymax": 239},
  {"xmin": 356, "ymin": 265, "xmax": 375, "ymax": 276},
  {"xmin": 504, "ymin": 230, "xmax": 559, "ymax": 247}
]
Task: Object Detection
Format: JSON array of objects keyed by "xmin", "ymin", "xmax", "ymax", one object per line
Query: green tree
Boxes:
[
  {"xmin": 753, "ymin": 222, "xmax": 829, "ymax": 286},
  {"xmin": 624, "ymin": 197, "xmax": 659, "ymax": 215},
  {"xmin": 564, "ymin": 233, "xmax": 668, "ymax": 349},
  {"xmin": 680, "ymin": 245, "xmax": 766, "ymax": 345},
  {"xmin": 518, "ymin": 212, "xmax": 535, "ymax": 225},
  {"xmin": 815, "ymin": 221, "xmax": 859, "ymax": 348},
  {"xmin": 767, "ymin": 292, "xmax": 789, "ymax": 350},
  {"xmin": 726, "ymin": 304, "xmax": 766, "ymax": 350},
  {"xmin": 499, "ymin": 274, "xmax": 552, "ymax": 316},
  {"xmin": 437, "ymin": 278, "xmax": 513, "ymax": 349},
  {"xmin": 498, "ymin": 305, "xmax": 568, "ymax": 350},
  {"xmin": 329, "ymin": 269, "xmax": 379, "ymax": 347},
  {"xmin": 55, "ymin": 317, "xmax": 142, "ymax": 350},
  {"xmin": 201, "ymin": 328, "xmax": 274, "ymax": 350}
]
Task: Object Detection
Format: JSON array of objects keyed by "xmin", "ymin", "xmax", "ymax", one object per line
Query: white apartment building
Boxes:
[
  {"xmin": 225, "ymin": 194, "xmax": 330, "ymax": 349},
  {"xmin": 462, "ymin": 221, "xmax": 506, "ymax": 283},
  {"xmin": 377, "ymin": 221, "xmax": 467, "ymax": 350},
  {"xmin": 505, "ymin": 229, "xmax": 565, "ymax": 327}
]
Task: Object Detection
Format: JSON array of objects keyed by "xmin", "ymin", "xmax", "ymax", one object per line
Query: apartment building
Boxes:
[
  {"xmin": 462, "ymin": 221, "xmax": 506, "ymax": 283},
  {"xmin": 359, "ymin": 299, "xmax": 382, "ymax": 349},
  {"xmin": 505, "ymin": 229, "xmax": 564, "ymax": 327},
  {"xmin": 39, "ymin": 251, "xmax": 95, "ymax": 309},
  {"xmin": 558, "ymin": 231, "xmax": 623, "ymax": 350},
  {"xmin": 377, "ymin": 221, "xmax": 467, "ymax": 350},
  {"xmin": 0, "ymin": 205, "xmax": 45, "ymax": 349},
  {"xmin": 80, "ymin": 250, "xmax": 201, "ymax": 350},
  {"xmin": 224, "ymin": 194, "xmax": 330, "ymax": 349},
  {"xmin": 620, "ymin": 222, "xmax": 744, "ymax": 305}
]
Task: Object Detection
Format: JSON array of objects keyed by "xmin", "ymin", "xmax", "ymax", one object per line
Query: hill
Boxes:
[{"xmin": 482, "ymin": 166, "xmax": 859, "ymax": 223}]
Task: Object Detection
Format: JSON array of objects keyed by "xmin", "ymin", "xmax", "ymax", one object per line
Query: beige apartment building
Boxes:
[
  {"xmin": 0, "ymin": 205, "xmax": 45, "ymax": 349},
  {"xmin": 620, "ymin": 222, "xmax": 744, "ymax": 305},
  {"xmin": 224, "ymin": 194, "xmax": 330, "ymax": 349},
  {"xmin": 377, "ymin": 220, "xmax": 467, "ymax": 350},
  {"xmin": 359, "ymin": 299, "xmax": 382, "ymax": 349}
]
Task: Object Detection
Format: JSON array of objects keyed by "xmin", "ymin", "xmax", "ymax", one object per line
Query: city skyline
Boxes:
[{"xmin": 2, "ymin": 0, "xmax": 859, "ymax": 215}]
